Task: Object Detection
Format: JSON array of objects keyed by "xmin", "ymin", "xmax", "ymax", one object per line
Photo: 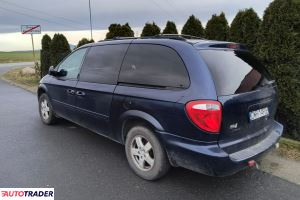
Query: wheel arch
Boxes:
[
  {"xmin": 37, "ymin": 84, "xmax": 48, "ymax": 98},
  {"xmin": 118, "ymin": 110, "xmax": 165, "ymax": 144}
]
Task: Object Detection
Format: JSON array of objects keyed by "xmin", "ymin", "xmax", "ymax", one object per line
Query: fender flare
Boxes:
[
  {"xmin": 118, "ymin": 110, "xmax": 165, "ymax": 143},
  {"xmin": 37, "ymin": 84, "xmax": 48, "ymax": 98}
]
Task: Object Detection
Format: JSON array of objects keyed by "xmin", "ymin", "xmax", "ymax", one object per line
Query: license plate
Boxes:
[{"xmin": 249, "ymin": 107, "xmax": 269, "ymax": 121}]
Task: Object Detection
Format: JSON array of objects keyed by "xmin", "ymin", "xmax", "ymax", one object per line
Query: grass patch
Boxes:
[
  {"xmin": 0, "ymin": 51, "xmax": 40, "ymax": 63},
  {"xmin": 2, "ymin": 67, "xmax": 39, "ymax": 93},
  {"xmin": 277, "ymin": 137, "xmax": 300, "ymax": 161}
]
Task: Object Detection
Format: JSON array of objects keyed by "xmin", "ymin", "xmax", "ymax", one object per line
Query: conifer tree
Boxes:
[
  {"xmin": 162, "ymin": 21, "xmax": 178, "ymax": 34},
  {"xmin": 205, "ymin": 12, "xmax": 229, "ymax": 41},
  {"xmin": 141, "ymin": 22, "xmax": 161, "ymax": 37},
  {"xmin": 40, "ymin": 34, "xmax": 52, "ymax": 76},
  {"xmin": 50, "ymin": 33, "xmax": 71, "ymax": 66},
  {"xmin": 77, "ymin": 38, "xmax": 94, "ymax": 48},
  {"xmin": 106, "ymin": 23, "xmax": 134, "ymax": 39},
  {"xmin": 181, "ymin": 15, "xmax": 204, "ymax": 37},
  {"xmin": 229, "ymin": 8, "xmax": 261, "ymax": 51}
]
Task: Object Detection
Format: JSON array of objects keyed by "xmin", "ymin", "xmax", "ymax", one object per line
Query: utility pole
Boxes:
[
  {"xmin": 30, "ymin": 34, "xmax": 36, "ymax": 63},
  {"xmin": 30, "ymin": 33, "xmax": 39, "ymax": 77},
  {"xmin": 89, "ymin": 0, "xmax": 93, "ymax": 40}
]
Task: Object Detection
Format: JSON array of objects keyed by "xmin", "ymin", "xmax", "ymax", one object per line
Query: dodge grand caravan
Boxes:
[{"xmin": 38, "ymin": 35, "xmax": 283, "ymax": 180}]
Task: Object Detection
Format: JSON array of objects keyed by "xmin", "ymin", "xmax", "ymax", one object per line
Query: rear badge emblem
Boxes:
[{"xmin": 230, "ymin": 123, "xmax": 238, "ymax": 129}]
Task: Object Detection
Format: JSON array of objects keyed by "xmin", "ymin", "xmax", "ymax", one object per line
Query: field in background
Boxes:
[{"xmin": 0, "ymin": 51, "xmax": 40, "ymax": 63}]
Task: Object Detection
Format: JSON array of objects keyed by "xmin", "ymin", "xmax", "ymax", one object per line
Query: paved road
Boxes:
[
  {"xmin": 0, "ymin": 63, "xmax": 300, "ymax": 200},
  {"xmin": 0, "ymin": 62, "xmax": 34, "ymax": 78},
  {"xmin": 0, "ymin": 62, "xmax": 34, "ymax": 70}
]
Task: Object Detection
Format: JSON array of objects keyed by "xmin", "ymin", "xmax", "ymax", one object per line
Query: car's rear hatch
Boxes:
[{"xmin": 199, "ymin": 49, "xmax": 278, "ymax": 154}]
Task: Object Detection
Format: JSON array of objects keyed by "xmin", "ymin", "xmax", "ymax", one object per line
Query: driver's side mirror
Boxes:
[
  {"xmin": 48, "ymin": 66, "xmax": 56, "ymax": 76},
  {"xmin": 48, "ymin": 66, "xmax": 67, "ymax": 77}
]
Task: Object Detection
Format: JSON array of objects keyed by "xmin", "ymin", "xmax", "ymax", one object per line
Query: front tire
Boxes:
[
  {"xmin": 38, "ymin": 93, "xmax": 57, "ymax": 125},
  {"xmin": 125, "ymin": 126, "xmax": 170, "ymax": 180}
]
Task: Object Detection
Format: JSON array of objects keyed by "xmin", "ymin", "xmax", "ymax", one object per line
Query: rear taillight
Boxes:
[{"xmin": 185, "ymin": 100, "xmax": 222, "ymax": 133}]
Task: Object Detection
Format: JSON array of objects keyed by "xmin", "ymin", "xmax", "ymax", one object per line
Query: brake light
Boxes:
[
  {"xmin": 185, "ymin": 100, "xmax": 222, "ymax": 133},
  {"xmin": 227, "ymin": 43, "xmax": 239, "ymax": 49}
]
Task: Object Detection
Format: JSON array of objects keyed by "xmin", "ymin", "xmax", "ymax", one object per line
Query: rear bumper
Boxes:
[{"xmin": 158, "ymin": 121, "xmax": 283, "ymax": 176}]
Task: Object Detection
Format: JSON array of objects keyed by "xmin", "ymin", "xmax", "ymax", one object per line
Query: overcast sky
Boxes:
[{"xmin": 0, "ymin": 0, "xmax": 273, "ymax": 51}]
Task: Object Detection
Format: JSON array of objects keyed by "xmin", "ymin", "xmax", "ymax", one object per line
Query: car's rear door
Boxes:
[
  {"xmin": 112, "ymin": 43, "xmax": 191, "ymax": 141},
  {"xmin": 47, "ymin": 48, "xmax": 87, "ymax": 123},
  {"xmin": 75, "ymin": 44, "xmax": 129, "ymax": 137},
  {"xmin": 199, "ymin": 49, "xmax": 278, "ymax": 154}
]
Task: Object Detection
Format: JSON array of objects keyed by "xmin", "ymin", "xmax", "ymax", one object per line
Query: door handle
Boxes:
[
  {"xmin": 67, "ymin": 89, "xmax": 75, "ymax": 95},
  {"xmin": 76, "ymin": 91, "xmax": 85, "ymax": 96}
]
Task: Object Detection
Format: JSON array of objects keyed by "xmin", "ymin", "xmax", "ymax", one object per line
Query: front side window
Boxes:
[
  {"xmin": 57, "ymin": 48, "xmax": 87, "ymax": 79},
  {"xmin": 80, "ymin": 44, "xmax": 129, "ymax": 84},
  {"xmin": 119, "ymin": 44, "xmax": 190, "ymax": 88}
]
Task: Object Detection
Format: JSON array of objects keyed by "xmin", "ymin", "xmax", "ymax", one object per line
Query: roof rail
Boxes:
[
  {"xmin": 99, "ymin": 36, "xmax": 138, "ymax": 42},
  {"xmin": 153, "ymin": 34, "xmax": 205, "ymax": 40},
  {"xmin": 98, "ymin": 34, "xmax": 205, "ymax": 42},
  {"xmin": 113, "ymin": 36, "xmax": 139, "ymax": 40}
]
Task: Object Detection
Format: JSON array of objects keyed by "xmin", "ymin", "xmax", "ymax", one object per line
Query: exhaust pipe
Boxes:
[{"xmin": 248, "ymin": 160, "xmax": 259, "ymax": 169}]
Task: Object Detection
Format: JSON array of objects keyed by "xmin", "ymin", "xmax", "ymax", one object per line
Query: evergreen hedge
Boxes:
[
  {"xmin": 40, "ymin": 34, "xmax": 52, "ymax": 77},
  {"xmin": 229, "ymin": 8, "xmax": 261, "ymax": 52},
  {"xmin": 50, "ymin": 33, "xmax": 71, "ymax": 67},
  {"xmin": 256, "ymin": 0, "xmax": 300, "ymax": 140}
]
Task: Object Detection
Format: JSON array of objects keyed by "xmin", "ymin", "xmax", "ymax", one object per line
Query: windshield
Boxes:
[{"xmin": 199, "ymin": 50, "xmax": 272, "ymax": 96}]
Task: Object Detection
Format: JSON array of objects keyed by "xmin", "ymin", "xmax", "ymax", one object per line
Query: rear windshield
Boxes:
[{"xmin": 199, "ymin": 50, "xmax": 271, "ymax": 96}]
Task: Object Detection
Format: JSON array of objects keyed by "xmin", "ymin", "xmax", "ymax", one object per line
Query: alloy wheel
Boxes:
[
  {"xmin": 130, "ymin": 135, "xmax": 155, "ymax": 171},
  {"xmin": 40, "ymin": 99, "xmax": 50, "ymax": 120}
]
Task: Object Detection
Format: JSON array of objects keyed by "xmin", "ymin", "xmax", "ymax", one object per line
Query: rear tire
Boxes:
[
  {"xmin": 125, "ymin": 125, "xmax": 170, "ymax": 180},
  {"xmin": 38, "ymin": 93, "xmax": 57, "ymax": 125}
]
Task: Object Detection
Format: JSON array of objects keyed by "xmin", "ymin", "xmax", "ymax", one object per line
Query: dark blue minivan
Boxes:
[{"xmin": 38, "ymin": 35, "xmax": 283, "ymax": 180}]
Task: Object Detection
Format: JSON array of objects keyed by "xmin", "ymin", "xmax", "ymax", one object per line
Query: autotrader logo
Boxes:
[{"xmin": 0, "ymin": 188, "xmax": 54, "ymax": 200}]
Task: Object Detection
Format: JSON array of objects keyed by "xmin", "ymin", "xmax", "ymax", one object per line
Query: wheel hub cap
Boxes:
[
  {"xmin": 41, "ymin": 99, "xmax": 50, "ymax": 120},
  {"xmin": 130, "ymin": 136, "xmax": 155, "ymax": 171}
]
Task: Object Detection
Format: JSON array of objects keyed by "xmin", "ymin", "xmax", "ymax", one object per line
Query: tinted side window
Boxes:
[
  {"xmin": 80, "ymin": 44, "xmax": 129, "ymax": 84},
  {"xmin": 119, "ymin": 44, "xmax": 189, "ymax": 88},
  {"xmin": 58, "ymin": 48, "xmax": 87, "ymax": 79}
]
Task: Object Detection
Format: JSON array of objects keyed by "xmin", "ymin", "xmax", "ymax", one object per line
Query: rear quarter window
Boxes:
[
  {"xmin": 119, "ymin": 44, "xmax": 190, "ymax": 88},
  {"xmin": 199, "ymin": 50, "xmax": 271, "ymax": 96}
]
